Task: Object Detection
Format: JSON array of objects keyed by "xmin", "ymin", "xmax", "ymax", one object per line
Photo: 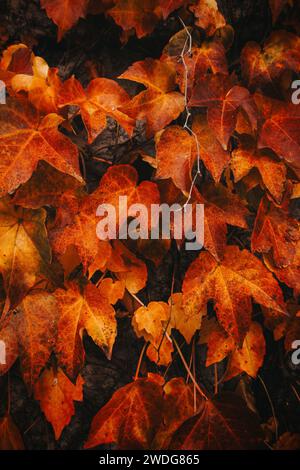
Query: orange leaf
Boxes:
[
  {"xmin": 155, "ymin": 125, "xmax": 196, "ymax": 193},
  {"xmin": 13, "ymin": 291, "xmax": 59, "ymax": 389},
  {"xmin": 183, "ymin": 245, "xmax": 285, "ymax": 343},
  {"xmin": 119, "ymin": 58, "xmax": 184, "ymax": 136},
  {"xmin": 232, "ymin": 143, "xmax": 286, "ymax": 203},
  {"xmin": 169, "ymin": 393, "xmax": 263, "ymax": 449},
  {"xmin": 205, "ymin": 321, "xmax": 266, "ymax": 379},
  {"xmin": 258, "ymin": 97, "xmax": 300, "ymax": 172},
  {"xmin": 251, "ymin": 196, "xmax": 300, "ymax": 267},
  {"xmin": 41, "ymin": 0, "xmax": 89, "ymax": 41},
  {"xmin": 34, "ymin": 367, "xmax": 84, "ymax": 440},
  {"xmin": 106, "ymin": 241, "xmax": 147, "ymax": 294},
  {"xmin": 107, "ymin": 0, "xmax": 160, "ymax": 39},
  {"xmin": 58, "ymin": 76, "xmax": 135, "ymax": 143},
  {"xmin": 153, "ymin": 377, "xmax": 195, "ymax": 449},
  {"xmin": 55, "ymin": 280, "xmax": 117, "ymax": 379},
  {"xmin": 97, "ymin": 278, "xmax": 125, "ymax": 304},
  {"xmin": 0, "ymin": 98, "xmax": 82, "ymax": 196},
  {"xmin": 190, "ymin": 0, "xmax": 226, "ymax": 36},
  {"xmin": 241, "ymin": 31, "xmax": 300, "ymax": 88},
  {"xmin": 193, "ymin": 114, "xmax": 230, "ymax": 182},
  {"xmin": 0, "ymin": 199, "xmax": 56, "ymax": 309},
  {"xmin": 189, "ymin": 74, "xmax": 257, "ymax": 150},
  {"xmin": 84, "ymin": 375, "xmax": 163, "ymax": 449}
]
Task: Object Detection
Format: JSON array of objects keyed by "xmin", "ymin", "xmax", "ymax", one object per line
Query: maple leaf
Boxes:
[
  {"xmin": 58, "ymin": 76, "xmax": 135, "ymax": 143},
  {"xmin": 241, "ymin": 31, "xmax": 300, "ymax": 88},
  {"xmin": 106, "ymin": 241, "xmax": 148, "ymax": 294},
  {"xmin": 0, "ymin": 97, "xmax": 82, "ymax": 196},
  {"xmin": 206, "ymin": 321, "xmax": 266, "ymax": 379},
  {"xmin": 49, "ymin": 189, "xmax": 100, "ymax": 272},
  {"xmin": 119, "ymin": 58, "xmax": 185, "ymax": 137},
  {"xmin": 0, "ymin": 44, "xmax": 33, "ymax": 87},
  {"xmin": 183, "ymin": 245, "xmax": 285, "ymax": 343},
  {"xmin": 92, "ymin": 164, "xmax": 160, "ymax": 235},
  {"xmin": 132, "ymin": 301, "xmax": 174, "ymax": 366},
  {"xmin": 84, "ymin": 375, "xmax": 163, "ymax": 449},
  {"xmin": 13, "ymin": 162, "xmax": 83, "ymax": 209},
  {"xmin": 107, "ymin": 0, "xmax": 160, "ymax": 39},
  {"xmin": 176, "ymin": 42, "xmax": 228, "ymax": 97},
  {"xmin": 192, "ymin": 183, "xmax": 249, "ymax": 261},
  {"xmin": 169, "ymin": 393, "xmax": 263, "ymax": 449},
  {"xmin": 12, "ymin": 291, "xmax": 58, "ymax": 389},
  {"xmin": 155, "ymin": 125, "xmax": 197, "ymax": 193},
  {"xmin": 190, "ymin": 0, "xmax": 226, "ymax": 36},
  {"xmin": 97, "ymin": 278, "xmax": 125, "ymax": 304},
  {"xmin": 34, "ymin": 367, "xmax": 84, "ymax": 440},
  {"xmin": 158, "ymin": 0, "xmax": 186, "ymax": 19},
  {"xmin": 55, "ymin": 280, "xmax": 117, "ymax": 379},
  {"xmin": 193, "ymin": 114, "xmax": 230, "ymax": 182},
  {"xmin": 189, "ymin": 74, "xmax": 257, "ymax": 150},
  {"xmin": 168, "ymin": 293, "xmax": 202, "ymax": 344},
  {"xmin": 251, "ymin": 196, "xmax": 300, "ymax": 268},
  {"xmin": 231, "ymin": 141, "xmax": 287, "ymax": 203},
  {"xmin": 0, "ymin": 199, "xmax": 56, "ymax": 309},
  {"xmin": 40, "ymin": 0, "xmax": 89, "ymax": 41},
  {"xmin": 153, "ymin": 377, "xmax": 195, "ymax": 449},
  {"xmin": 257, "ymin": 97, "xmax": 300, "ymax": 171},
  {"xmin": 0, "ymin": 416, "xmax": 24, "ymax": 450}
]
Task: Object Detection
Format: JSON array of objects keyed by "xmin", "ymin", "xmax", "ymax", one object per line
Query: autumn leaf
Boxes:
[
  {"xmin": 0, "ymin": 199, "xmax": 56, "ymax": 309},
  {"xmin": 58, "ymin": 76, "xmax": 135, "ymax": 143},
  {"xmin": 55, "ymin": 280, "xmax": 117, "ymax": 379},
  {"xmin": 190, "ymin": 0, "xmax": 226, "ymax": 36},
  {"xmin": 13, "ymin": 162, "xmax": 83, "ymax": 209},
  {"xmin": 84, "ymin": 375, "xmax": 163, "ymax": 449},
  {"xmin": 119, "ymin": 58, "xmax": 185, "ymax": 136},
  {"xmin": 189, "ymin": 74, "xmax": 257, "ymax": 150},
  {"xmin": 178, "ymin": 42, "xmax": 228, "ymax": 96},
  {"xmin": 0, "ymin": 416, "xmax": 24, "ymax": 450},
  {"xmin": 92, "ymin": 164, "xmax": 160, "ymax": 235},
  {"xmin": 0, "ymin": 97, "xmax": 82, "ymax": 196},
  {"xmin": 132, "ymin": 301, "xmax": 173, "ymax": 366},
  {"xmin": 106, "ymin": 241, "xmax": 147, "ymax": 294},
  {"xmin": 257, "ymin": 97, "xmax": 300, "ymax": 171},
  {"xmin": 169, "ymin": 393, "xmax": 263, "ymax": 449},
  {"xmin": 41, "ymin": 0, "xmax": 89, "ymax": 41},
  {"xmin": 107, "ymin": 0, "xmax": 160, "ymax": 39},
  {"xmin": 158, "ymin": 0, "xmax": 186, "ymax": 19},
  {"xmin": 183, "ymin": 245, "xmax": 285, "ymax": 343},
  {"xmin": 49, "ymin": 189, "xmax": 100, "ymax": 272},
  {"xmin": 0, "ymin": 44, "xmax": 33, "ymax": 88},
  {"xmin": 251, "ymin": 196, "xmax": 300, "ymax": 267},
  {"xmin": 205, "ymin": 321, "xmax": 266, "ymax": 379},
  {"xmin": 241, "ymin": 31, "xmax": 300, "ymax": 87},
  {"xmin": 34, "ymin": 367, "xmax": 84, "ymax": 440},
  {"xmin": 153, "ymin": 377, "xmax": 195, "ymax": 449},
  {"xmin": 12, "ymin": 291, "xmax": 58, "ymax": 389},
  {"xmin": 231, "ymin": 141, "xmax": 287, "ymax": 203},
  {"xmin": 168, "ymin": 293, "xmax": 202, "ymax": 344},
  {"xmin": 155, "ymin": 125, "xmax": 197, "ymax": 193},
  {"xmin": 193, "ymin": 113, "xmax": 230, "ymax": 182},
  {"xmin": 97, "ymin": 278, "xmax": 125, "ymax": 304},
  {"xmin": 192, "ymin": 183, "xmax": 249, "ymax": 261}
]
